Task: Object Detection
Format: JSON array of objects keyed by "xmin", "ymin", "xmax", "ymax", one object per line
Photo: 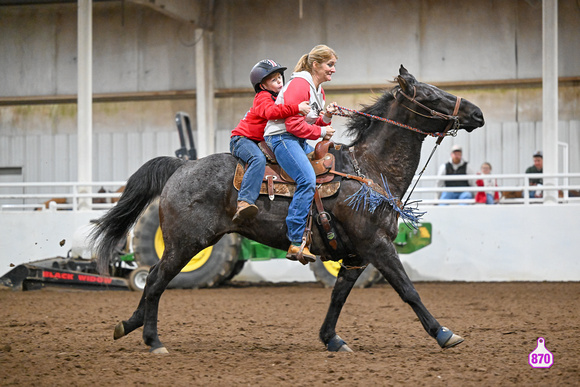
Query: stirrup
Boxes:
[{"xmin": 286, "ymin": 241, "xmax": 317, "ymax": 265}]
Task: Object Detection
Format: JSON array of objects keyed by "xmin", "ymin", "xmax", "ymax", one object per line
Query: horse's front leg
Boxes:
[
  {"xmin": 368, "ymin": 238, "xmax": 463, "ymax": 349},
  {"xmin": 319, "ymin": 260, "xmax": 365, "ymax": 352}
]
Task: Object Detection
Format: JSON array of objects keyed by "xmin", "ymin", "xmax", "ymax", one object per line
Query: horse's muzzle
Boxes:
[{"xmin": 461, "ymin": 109, "xmax": 485, "ymax": 132}]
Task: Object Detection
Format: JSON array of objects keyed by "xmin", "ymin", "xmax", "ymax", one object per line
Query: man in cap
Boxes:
[
  {"xmin": 436, "ymin": 144, "xmax": 476, "ymax": 204},
  {"xmin": 525, "ymin": 151, "xmax": 543, "ymax": 198}
]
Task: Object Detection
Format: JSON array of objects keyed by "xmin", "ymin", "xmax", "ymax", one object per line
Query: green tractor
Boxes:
[{"xmin": 130, "ymin": 112, "xmax": 431, "ymax": 289}]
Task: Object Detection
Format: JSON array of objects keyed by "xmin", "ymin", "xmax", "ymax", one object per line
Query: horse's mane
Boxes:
[{"xmin": 345, "ymin": 85, "xmax": 398, "ymax": 146}]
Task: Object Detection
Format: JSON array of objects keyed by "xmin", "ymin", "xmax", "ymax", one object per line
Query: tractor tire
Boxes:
[
  {"xmin": 132, "ymin": 199, "xmax": 241, "ymax": 289},
  {"xmin": 223, "ymin": 260, "xmax": 246, "ymax": 282},
  {"xmin": 128, "ymin": 266, "xmax": 150, "ymax": 292},
  {"xmin": 309, "ymin": 259, "xmax": 382, "ymax": 288}
]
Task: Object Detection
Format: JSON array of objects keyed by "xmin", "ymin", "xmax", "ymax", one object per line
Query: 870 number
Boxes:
[{"xmin": 530, "ymin": 353, "xmax": 551, "ymax": 364}]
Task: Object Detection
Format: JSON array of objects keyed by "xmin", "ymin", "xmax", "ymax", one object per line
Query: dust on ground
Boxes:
[{"xmin": 1, "ymin": 282, "xmax": 578, "ymax": 386}]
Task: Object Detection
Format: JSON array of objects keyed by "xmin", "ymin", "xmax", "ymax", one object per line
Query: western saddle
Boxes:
[
  {"xmin": 233, "ymin": 140, "xmax": 341, "ymax": 201},
  {"xmin": 233, "ymin": 140, "xmax": 343, "ymax": 264}
]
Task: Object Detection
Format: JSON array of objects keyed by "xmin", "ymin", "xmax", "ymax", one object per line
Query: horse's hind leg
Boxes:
[
  {"xmin": 369, "ymin": 240, "xmax": 463, "ymax": 349},
  {"xmin": 139, "ymin": 248, "xmax": 189, "ymax": 353},
  {"xmin": 113, "ymin": 262, "xmax": 172, "ymax": 341},
  {"xmin": 319, "ymin": 262, "xmax": 365, "ymax": 352},
  {"xmin": 110, "ymin": 263, "xmax": 164, "ymax": 344},
  {"xmin": 113, "ymin": 242, "xmax": 193, "ymax": 353},
  {"xmin": 113, "ymin": 289, "xmax": 148, "ymax": 340}
]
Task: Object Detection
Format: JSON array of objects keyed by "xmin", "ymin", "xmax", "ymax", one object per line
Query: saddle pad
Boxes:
[{"xmin": 233, "ymin": 163, "xmax": 340, "ymax": 199}]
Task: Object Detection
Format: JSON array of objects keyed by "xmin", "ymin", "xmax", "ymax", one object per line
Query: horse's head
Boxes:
[{"xmin": 395, "ymin": 65, "xmax": 485, "ymax": 133}]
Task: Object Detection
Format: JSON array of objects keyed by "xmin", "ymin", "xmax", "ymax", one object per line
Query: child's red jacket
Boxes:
[{"xmin": 231, "ymin": 91, "xmax": 299, "ymax": 141}]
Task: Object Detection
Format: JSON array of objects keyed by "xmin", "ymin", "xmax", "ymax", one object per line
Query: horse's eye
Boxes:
[{"xmin": 423, "ymin": 90, "xmax": 439, "ymax": 102}]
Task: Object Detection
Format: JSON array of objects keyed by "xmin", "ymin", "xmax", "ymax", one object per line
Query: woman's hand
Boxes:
[
  {"xmin": 323, "ymin": 125, "xmax": 335, "ymax": 140},
  {"xmin": 324, "ymin": 102, "xmax": 338, "ymax": 118},
  {"xmin": 298, "ymin": 101, "xmax": 311, "ymax": 116}
]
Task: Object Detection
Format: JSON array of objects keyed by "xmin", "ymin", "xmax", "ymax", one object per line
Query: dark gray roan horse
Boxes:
[{"xmin": 91, "ymin": 66, "xmax": 485, "ymax": 354}]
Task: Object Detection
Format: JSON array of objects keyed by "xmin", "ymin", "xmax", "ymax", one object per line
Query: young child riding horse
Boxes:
[{"xmin": 230, "ymin": 60, "xmax": 311, "ymax": 223}]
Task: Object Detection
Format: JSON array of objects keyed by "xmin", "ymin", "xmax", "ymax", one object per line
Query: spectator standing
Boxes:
[{"xmin": 436, "ymin": 144, "xmax": 476, "ymax": 204}]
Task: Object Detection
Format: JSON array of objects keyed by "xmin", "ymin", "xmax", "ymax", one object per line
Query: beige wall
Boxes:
[{"xmin": 0, "ymin": 0, "xmax": 579, "ymax": 183}]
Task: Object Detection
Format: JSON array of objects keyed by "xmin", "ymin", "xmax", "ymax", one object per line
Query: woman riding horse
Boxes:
[{"xmin": 264, "ymin": 44, "xmax": 338, "ymax": 262}]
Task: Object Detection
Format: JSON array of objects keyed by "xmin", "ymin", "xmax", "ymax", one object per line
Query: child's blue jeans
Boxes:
[{"xmin": 230, "ymin": 136, "xmax": 266, "ymax": 205}]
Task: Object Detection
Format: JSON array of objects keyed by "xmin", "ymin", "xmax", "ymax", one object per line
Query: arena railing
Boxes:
[
  {"xmin": 1, "ymin": 173, "xmax": 579, "ymax": 211},
  {"xmin": 407, "ymin": 173, "xmax": 580, "ymax": 206},
  {"xmin": 0, "ymin": 182, "xmax": 125, "ymax": 211}
]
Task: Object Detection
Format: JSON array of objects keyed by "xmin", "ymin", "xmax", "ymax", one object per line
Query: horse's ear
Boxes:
[
  {"xmin": 397, "ymin": 74, "xmax": 410, "ymax": 94},
  {"xmin": 397, "ymin": 65, "xmax": 414, "ymax": 93}
]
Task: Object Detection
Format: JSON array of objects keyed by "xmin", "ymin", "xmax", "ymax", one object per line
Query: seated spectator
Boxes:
[
  {"xmin": 475, "ymin": 162, "xmax": 500, "ymax": 204},
  {"xmin": 525, "ymin": 150, "xmax": 543, "ymax": 198},
  {"xmin": 437, "ymin": 144, "xmax": 476, "ymax": 205}
]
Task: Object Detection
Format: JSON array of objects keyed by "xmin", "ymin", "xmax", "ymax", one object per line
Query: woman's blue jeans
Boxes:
[
  {"xmin": 229, "ymin": 136, "xmax": 266, "ymax": 205},
  {"xmin": 265, "ymin": 133, "xmax": 315, "ymax": 244}
]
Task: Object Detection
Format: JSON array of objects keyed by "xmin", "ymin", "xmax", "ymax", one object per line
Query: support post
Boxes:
[
  {"xmin": 207, "ymin": 30, "xmax": 215, "ymax": 153},
  {"xmin": 77, "ymin": 0, "xmax": 92, "ymax": 210},
  {"xmin": 195, "ymin": 28, "xmax": 215, "ymax": 158},
  {"xmin": 542, "ymin": 0, "xmax": 558, "ymax": 205}
]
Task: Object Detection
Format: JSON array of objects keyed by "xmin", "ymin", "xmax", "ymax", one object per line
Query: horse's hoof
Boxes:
[
  {"xmin": 327, "ymin": 335, "xmax": 353, "ymax": 352},
  {"xmin": 337, "ymin": 343, "xmax": 354, "ymax": 352},
  {"xmin": 113, "ymin": 322, "xmax": 125, "ymax": 340},
  {"xmin": 150, "ymin": 347, "xmax": 169, "ymax": 354},
  {"xmin": 436, "ymin": 326, "xmax": 464, "ymax": 349},
  {"xmin": 443, "ymin": 334, "xmax": 464, "ymax": 348}
]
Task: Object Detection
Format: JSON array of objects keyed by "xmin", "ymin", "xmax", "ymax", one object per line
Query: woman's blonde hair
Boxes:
[{"xmin": 294, "ymin": 44, "xmax": 338, "ymax": 73}]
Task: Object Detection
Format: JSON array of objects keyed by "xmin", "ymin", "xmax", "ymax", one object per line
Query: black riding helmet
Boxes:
[{"xmin": 250, "ymin": 59, "xmax": 287, "ymax": 93}]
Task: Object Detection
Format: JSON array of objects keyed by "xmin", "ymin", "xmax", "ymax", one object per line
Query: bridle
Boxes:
[
  {"xmin": 332, "ymin": 84, "xmax": 465, "ymax": 208},
  {"xmin": 393, "ymin": 85, "xmax": 463, "ymax": 205},
  {"xmin": 393, "ymin": 85, "xmax": 462, "ymax": 144}
]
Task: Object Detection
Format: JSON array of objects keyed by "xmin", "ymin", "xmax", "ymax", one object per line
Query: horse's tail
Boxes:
[{"xmin": 91, "ymin": 156, "xmax": 186, "ymax": 274}]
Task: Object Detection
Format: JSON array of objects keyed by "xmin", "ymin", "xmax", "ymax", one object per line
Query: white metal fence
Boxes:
[
  {"xmin": 408, "ymin": 173, "xmax": 580, "ymax": 205},
  {"xmin": 2, "ymin": 173, "xmax": 580, "ymax": 211},
  {"xmin": 0, "ymin": 182, "xmax": 124, "ymax": 211}
]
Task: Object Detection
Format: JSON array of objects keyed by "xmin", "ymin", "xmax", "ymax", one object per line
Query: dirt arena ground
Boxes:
[{"xmin": 0, "ymin": 281, "xmax": 578, "ymax": 386}]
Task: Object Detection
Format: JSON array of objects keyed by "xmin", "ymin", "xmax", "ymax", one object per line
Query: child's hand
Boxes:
[
  {"xmin": 323, "ymin": 125, "xmax": 335, "ymax": 140},
  {"xmin": 298, "ymin": 101, "xmax": 311, "ymax": 116}
]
